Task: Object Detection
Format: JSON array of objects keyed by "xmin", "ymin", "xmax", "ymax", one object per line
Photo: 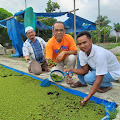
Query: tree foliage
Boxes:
[
  {"xmin": 40, "ymin": 16, "xmax": 56, "ymax": 27},
  {"xmin": 91, "ymin": 26, "xmax": 99, "ymax": 43},
  {"xmin": 45, "ymin": 0, "xmax": 60, "ymax": 13},
  {"xmin": 16, "ymin": 10, "xmax": 24, "ymax": 23},
  {"xmin": 95, "ymin": 15, "xmax": 111, "ymax": 27},
  {"xmin": 91, "ymin": 15, "xmax": 112, "ymax": 43},
  {"xmin": 0, "ymin": 8, "xmax": 13, "ymax": 46},
  {"xmin": 113, "ymin": 23, "xmax": 120, "ymax": 30},
  {"xmin": 36, "ymin": 16, "xmax": 57, "ymax": 41},
  {"xmin": 0, "ymin": 8, "xmax": 13, "ymax": 20},
  {"xmin": 0, "ymin": 27, "xmax": 12, "ymax": 46},
  {"xmin": 37, "ymin": 0, "xmax": 60, "ymax": 41}
]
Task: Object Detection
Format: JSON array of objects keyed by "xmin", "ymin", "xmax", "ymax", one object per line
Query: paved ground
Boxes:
[{"xmin": 0, "ymin": 55, "xmax": 120, "ymax": 120}]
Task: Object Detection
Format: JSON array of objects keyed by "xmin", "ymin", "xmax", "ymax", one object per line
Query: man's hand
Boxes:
[
  {"xmin": 47, "ymin": 59, "xmax": 56, "ymax": 67},
  {"xmin": 24, "ymin": 55, "xmax": 30, "ymax": 62},
  {"xmin": 81, "ymin": 96, "xmax": 90, "ymax": 106},
  {"xmin": 56, "ymin": 51, "xmax": 66, "ymax": 61},
  {"xmin": 81, "ymin": 75, "xmax": 104, "ymax": 106},
  {"xmin": 64, "ymin": 68, "xmax": 73, "ymax": 73}
]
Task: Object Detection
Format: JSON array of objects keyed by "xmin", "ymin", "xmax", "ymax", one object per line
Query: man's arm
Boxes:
[
  {"xmin": 56, "ymin": 50, "xmax": 77, "ymax": 61},
  {"xmin": 64, "ymin": 64, "xmax": 89, "ymax": 75},
  {"xmin": 22, "ymin": 42, "xmax": 31, "ymax": 62},
  {"xmin": 64, "ymin": 50, "xmax": 77, "ymax": 55},
  {"xmin": 81, "ymin": 75, "xmax": 104, "ymax": 105}
]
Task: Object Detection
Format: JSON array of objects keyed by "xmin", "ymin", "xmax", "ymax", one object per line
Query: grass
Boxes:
[
  {"xmin": 97, "ymin": 43, "xmax": 120, "ymax": 50},
  {"xmin": 1, "ymin": 54, "xmax": 25, "ymax": 61}
]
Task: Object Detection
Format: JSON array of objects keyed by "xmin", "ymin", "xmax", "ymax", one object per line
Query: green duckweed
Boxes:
[
  {"xmin": 0, "ymin": 65, "xmax": 106, "ymax": 120},
  {"xmin": 51, "ymin": 73, "xmax": 63, "ymax": 82}
]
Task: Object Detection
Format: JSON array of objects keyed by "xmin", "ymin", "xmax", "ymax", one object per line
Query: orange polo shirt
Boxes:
[{"xmin": 46, "ymin": 34, "xmax": 77, "ymax": 62}]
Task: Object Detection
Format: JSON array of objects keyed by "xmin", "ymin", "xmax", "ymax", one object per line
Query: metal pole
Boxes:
[
  {"xmin": 25, "ymin": 0, "xmax": 27, "ymax": 9},
  {"xmin": 74, "ymin": 0, "xmax": 76, "ymax": 42},
  {"xmin": 98, "ymin": 0, "xmax": 100, "ymax": 44}
]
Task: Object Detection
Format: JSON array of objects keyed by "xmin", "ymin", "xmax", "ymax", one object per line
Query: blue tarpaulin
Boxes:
[
  {"xmin": 1, "ymin": 64, "xmax": 117, "ymax": 120},
  {"xmin": 65, "ymin": 13, "xmax": 96, "ymax": 34},
  {"xmin": 0, "ymin": 9, "xmax": 96, "ymax": 57},
  {"xmin": 6, "ymin": 18, "xmax": 23, "ymax": 57},
  {"xmin": 36, "ymin": 20, "xmax": 52, "ymax": 30},
  {"xmin": 36, "ymin": 12, "xmax": 67, "ymax": 17},
  {"xmin": 0, "ymin": 19, "xmax": 7, "ymax": 28},
  {"xmin": 14, "ymin": 10, "xmax": 25, "ymax": 18}
]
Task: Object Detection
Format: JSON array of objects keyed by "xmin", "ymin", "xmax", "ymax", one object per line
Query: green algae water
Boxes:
[
  {"xmin": 51, "ymin": 73, "xmax": 63, "ymax": 82},
  {"xmin": 0, "ymin": 65, "xmax": 106, "ymax": 120}
]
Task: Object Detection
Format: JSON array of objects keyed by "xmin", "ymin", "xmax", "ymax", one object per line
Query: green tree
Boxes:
[
  {"xmin": 91, "ymin": 15, "xmax": 112, "ymax": 43},
  {"xmin": 95, "ymin": 16, "xmax": 111, "ymax": 27},
  {"xmin": 37, "ymin": 0, "xmax": 60, "ymax": 41},
  {"xmin": 16, "ymin": 10, "xmax": 24, "ymax": 23},
  {"xmin": 100, "ymin": 26, "xmax": 111, "ymax": 43},
  {"xmin": 0, "ymin": 8, "xmax": 13, "ymax": 20},
  {"xmin": 45, "ymin": 0, "xmax": 60, "ymax": 13},
  {"xmin": 113, "ymin": 23, "xmax": 120, "ymax": 30},
  {"xmin": 91, "ymin": 26, "xmax": 98, "ymax": 43},
  {"xmin": 0, "ymin": 8, "xmax": 13, "ymax": 46},
  {"xmin": 37, "ymin": 16, "xmax": 57, "ymax": 41},
  {"xmin": 113, "ymin": 23, "xmax": 120, "ymax": 43},
  {"xmin": 40, "ymin": 16, "xmax": 56, "ymax": 26}
]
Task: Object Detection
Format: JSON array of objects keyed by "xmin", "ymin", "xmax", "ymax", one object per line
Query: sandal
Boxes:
[
  {"xmin": 97, "ymin": 87, "xmax": 112, "ymax": 93},
  {"xmin": 28, "ymin": 67, "xmax": 32, "ymax": 73},
  {"xmin": 70, "ymin": 81, "xmax": 87, "ymax": 88},
  {"xmin": 67, "ymin": 79, "xmax": 74, "ymax": 84}
]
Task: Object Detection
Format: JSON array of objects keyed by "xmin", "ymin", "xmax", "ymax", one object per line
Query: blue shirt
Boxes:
[
  {"xmin": 22, "ymin": 36, "xmax": 46, "ymax": 63},
  {"xmin": 30, "ymin": 39, "xmax": 44, "ymax": 63}
]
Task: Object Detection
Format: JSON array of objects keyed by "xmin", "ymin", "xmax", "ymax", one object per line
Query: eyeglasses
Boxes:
[
  {"xmin": 54, "ymin": 29, "xmax": 65, "ymax": 32},
  {"xmin": 26, "ymin": 30, "xmax": 34, "ymax": 35}
]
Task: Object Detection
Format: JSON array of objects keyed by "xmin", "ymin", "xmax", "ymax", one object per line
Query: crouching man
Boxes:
[
  {"xmin": 65, "ymin": 31, "xmax": 120, "ymax": 105},
  {"xmin": 22, "ymin": 26, "xmax": 49, "ymax": 75}
]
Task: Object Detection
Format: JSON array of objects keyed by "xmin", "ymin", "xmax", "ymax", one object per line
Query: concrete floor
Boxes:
[{"xmin": 0, "ymin": 55, "xmax": 120, "ymax": 120}]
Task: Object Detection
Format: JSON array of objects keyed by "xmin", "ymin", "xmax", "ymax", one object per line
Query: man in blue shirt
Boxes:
[{"xmin": 22, "ymin": 26, "xmax": 49, "ymax": 75}]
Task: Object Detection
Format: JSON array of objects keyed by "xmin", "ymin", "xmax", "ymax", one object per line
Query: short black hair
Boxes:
[
  {"xmin": 77, "ymin": 31, "xmax": 91, "ymax": 39},
  {"xmin": 52, "ymin": 21, "xmax": 65, "ymax": 30}
]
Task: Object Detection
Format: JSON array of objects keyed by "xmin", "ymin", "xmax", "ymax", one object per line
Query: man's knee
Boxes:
[
  {"xmin": 30, "ymin": 60, "xmax": 42, "ymax": 75},
  {"xmin": 84, "ymin": 73, "xmax": 96, "ymax": 85},
  {"xmin": 33, "ymin": 70, "xmax": 42, "ymax": 75},
  {"xmin": 66, "ymin": 54, "xmax": 76, "ymax": 68},
  {"xmin": 31, "ymin": 67, "xmax": 42, "ymax": 75},
  {"xmin": 67, "ymin": 54, "xmax": 76, "ymax": 62}
]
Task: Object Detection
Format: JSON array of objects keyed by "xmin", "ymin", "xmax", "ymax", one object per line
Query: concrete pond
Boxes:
[{"xmin": 0, "ymin": 55, "xmax": 120, "ymax": 120}]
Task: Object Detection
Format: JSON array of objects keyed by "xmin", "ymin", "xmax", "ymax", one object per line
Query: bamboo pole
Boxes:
[
  {"xmin": 98, "ymin": 0, "xmax": 100, "ymax": 44},
  {"xmin": 37, "ymin": 17, "xmax": 52, "ymax": 21},
  {"xmin": 74, "ymin": 0, "xmax": 76, "ymax": 42},
  {"xmin": 5, "ymin": 16, "xmax": 14, "ymax": 21},
  {"xmin": 67, "ymin": 8, "xmax": 79, "ymax": 13}
]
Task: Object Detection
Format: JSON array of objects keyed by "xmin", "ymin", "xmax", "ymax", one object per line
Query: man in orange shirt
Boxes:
[{"xmin": 46, "ymin": 21, "xmax": 77, "ymax": 84}]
